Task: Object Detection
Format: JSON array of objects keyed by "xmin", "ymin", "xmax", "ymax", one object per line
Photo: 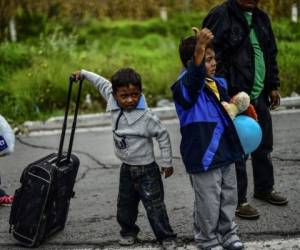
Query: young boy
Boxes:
[
  {"xmin": 171, "ymin": 28, "xmax": 245, "ymax": 250},
  {"xmin": 73, "ymin": 68, "xmax": 177, "ymax": 249}
]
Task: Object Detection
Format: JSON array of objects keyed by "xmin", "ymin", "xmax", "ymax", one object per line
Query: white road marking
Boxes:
[{"xmin": 65, "ymin": 238, "xmax": 300, "ymax": 249}]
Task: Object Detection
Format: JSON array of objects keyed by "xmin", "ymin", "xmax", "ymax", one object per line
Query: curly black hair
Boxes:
[{"xmin": 111, "ymin": 68, "xmax": 142, "ymax": 94}]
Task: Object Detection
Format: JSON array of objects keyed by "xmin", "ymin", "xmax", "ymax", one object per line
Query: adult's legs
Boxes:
[
  {"xmin": 251, "ymin": 95, "xmax": 274, "ymax": 194},
  {"xmin": 235, "ymin": 160, "xmax": 248, "ymax": 204}
]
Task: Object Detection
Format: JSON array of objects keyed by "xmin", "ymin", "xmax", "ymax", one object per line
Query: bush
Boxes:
[
  {"xmin": 1, "ymin": 13, "xmax": 300, "ymax": 125},
  {"xmin": 15, "ymin": 13, "xmax": 48, "ymax": 41},
  {"xmin": 272, "ymin": 19, "xmax": 300, "ymax": 41},
  {"xmin": 0, "ymin": 89, "xmax": 37, "ymax": 126},
  {"xmin": 277, "ymin": 41, "xmax": 300, "ymax": 96},
  {"xmin": 0, "ymin": 42, "xmax": 32, "ymax": 81},
  {"xmin": 77, "ymin": 12, "xmax": 206, "ymax": 46}
]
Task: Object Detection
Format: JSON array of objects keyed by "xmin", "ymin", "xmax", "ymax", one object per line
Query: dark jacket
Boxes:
[
  {"xmin": 202, "ymin": 0, "xmax": 280, "ymax": 104},
  {"xmin": 171, "ymin": 61, "xmax": 244, "ymax": 174}
]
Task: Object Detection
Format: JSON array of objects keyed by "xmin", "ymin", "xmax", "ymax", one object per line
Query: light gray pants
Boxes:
[{"xmin": 189, "ymin": 164, "xmax": 240, "ymax": 249}]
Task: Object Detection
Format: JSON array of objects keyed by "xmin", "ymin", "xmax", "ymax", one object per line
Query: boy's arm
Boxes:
[
  {"xmin": 171, "ymin": 28, "xmax": 214, "ymax": 107},
  {"xmin": 171, "ymin": 58, "xmax": 206, "ymax": 108},
  {"xmin": 202, "ymin": 9, "xmax": 230, "ymax": 83},
  {"xmin": 182, "ymin": 28, "xmax": 214, "ymax": 89},
  {"xmin": 80, "ymin": 70, "xmax": 112, "ymax": 101},
  {"xmin": 146, "ymin": 113, "xmax": 173, "ymax": 171}
]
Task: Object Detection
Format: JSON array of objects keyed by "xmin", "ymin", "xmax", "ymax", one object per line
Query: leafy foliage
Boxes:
[
  {"xmin": 0, "ymin": 42, "xmax": 32, "ymax": 81},
  {"xmin": 1, "ymin": 0, "xmax": 299, "ymax": 42},
  {"xmin": 0, "ymin": 9, "xmax": 300, "ymax": 125}
]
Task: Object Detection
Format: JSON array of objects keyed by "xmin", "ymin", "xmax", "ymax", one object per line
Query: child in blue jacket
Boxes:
[{"xmin": 171, "ymin": 28, "xmax": 245, "ymax": 250}]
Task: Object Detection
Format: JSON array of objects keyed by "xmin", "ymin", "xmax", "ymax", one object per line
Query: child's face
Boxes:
[
  {"xmin": 113, "ymin": 84, "xmax": 141, "ymax": 110},
  {"xmin": 205, "ymin": 48, "xmax": 217, "ymax": 78}
]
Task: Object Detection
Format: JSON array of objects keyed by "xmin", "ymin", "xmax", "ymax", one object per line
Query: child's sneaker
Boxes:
[
  {"xmin": 0, "ymin": 195, "xmax": 13, "ymax": 206},
  {"xmin": 197, "ymin": 246, "xmax": 223, "ymax": 250},
  {"xmin": 223, "ymin": 240, "xmax": 244, "ymax": 250},
  {"xmin": 119, "ymin": 235, "xmax": 136, "ymax": 246},
  {"xmin": 162, "ymin": 239, "xmax": 177, "ymax": 250}
]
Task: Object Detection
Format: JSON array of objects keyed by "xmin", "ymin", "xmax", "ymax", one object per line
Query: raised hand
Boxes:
[
  {"xmin": 193, "ymin": 27, "xmax": 214, "ymax": 51},
  {"xmin": 192, "ymin": 27, "xmax": 214, "ymax": 65},
  {"xmin": 71, "ymin": 71, "xmax": 82, "ymax": 81}
]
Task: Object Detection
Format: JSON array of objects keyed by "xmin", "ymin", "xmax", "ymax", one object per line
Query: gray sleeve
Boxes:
[
  {"xmin": 146, "ymin": 112, "xmax": 173, "ymax": 168},
  {"xmin": 80, "ymin": 69, "xmax": 112, "ymax": 101}
]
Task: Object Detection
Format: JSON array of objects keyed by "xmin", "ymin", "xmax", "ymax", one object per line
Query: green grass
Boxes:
[
  {"xmin": 278, "ymin": 41, "xmax": 300, "ymax": 96},
  {"xmin": 1, "ymin": 12, "xmax": 300, "ymax": 125}
]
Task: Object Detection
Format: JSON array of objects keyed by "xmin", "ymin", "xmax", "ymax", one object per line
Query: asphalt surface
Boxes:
[{"xmin": 0, "ymin": 110, "xmax": 300, "ymax": 249}]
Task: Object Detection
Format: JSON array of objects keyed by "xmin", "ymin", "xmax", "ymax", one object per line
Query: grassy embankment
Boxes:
[{"xmin": 0, "ymin": 12, "xmax": 300, "ymax": 125}]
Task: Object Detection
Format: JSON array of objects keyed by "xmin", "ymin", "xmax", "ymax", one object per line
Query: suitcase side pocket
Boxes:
[
  {"xmin": 10, "ymin": 168, "xmax": 51, "ymax": 247},
  {"xmin": 9, "ymin": 187, "xmax": 22, "ymax": 232}
]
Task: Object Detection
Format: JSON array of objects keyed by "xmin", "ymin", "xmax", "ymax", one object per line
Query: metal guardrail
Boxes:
[
  {"xmin": 280, "ymin": 96, "xmax": 300, "ymax": 109},
  {"xmin": 22, "ymin": 96, "xmax": 300, "ymax": 133}
]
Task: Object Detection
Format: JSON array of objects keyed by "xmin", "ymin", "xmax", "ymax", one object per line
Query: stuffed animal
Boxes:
[{"xmin": 221, "ymin": 91, "xmax": 250, "ymax": 120}]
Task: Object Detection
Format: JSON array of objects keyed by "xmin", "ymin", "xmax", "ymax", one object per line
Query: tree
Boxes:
[{"xmin": 0, "ymin": 0, "xmax": 18, "ymax": 41}]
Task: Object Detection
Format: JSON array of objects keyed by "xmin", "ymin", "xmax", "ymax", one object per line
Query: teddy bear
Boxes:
[{"xmin": 221, "ymin": 91, "xmax": 257, "ymax": 120}]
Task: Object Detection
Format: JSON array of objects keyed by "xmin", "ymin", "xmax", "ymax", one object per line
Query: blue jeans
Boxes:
[{"xmin": 117, "ymin": 162, "xmax": 176, "ymax": 242}]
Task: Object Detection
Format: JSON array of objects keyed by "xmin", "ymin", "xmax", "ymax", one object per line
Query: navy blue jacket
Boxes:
[{"xmin": 171, "ymin": 61, "xmax": 244, "ymax": 174}]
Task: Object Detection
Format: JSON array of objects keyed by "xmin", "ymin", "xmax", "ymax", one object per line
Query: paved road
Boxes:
[{"xmin": 0, "ymin": 110, "xmax": 300, "ymax": 249}]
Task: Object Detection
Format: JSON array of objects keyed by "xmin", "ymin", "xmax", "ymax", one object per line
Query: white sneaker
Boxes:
[
  {"xmin": 119, "ymin": 235, "xmax": 136, "ymax": 246},
  {"xmin": 162, "ymin": 239, "xmax": 177, "ymax": 250}
]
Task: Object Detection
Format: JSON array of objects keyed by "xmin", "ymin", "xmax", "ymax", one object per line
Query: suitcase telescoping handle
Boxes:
[{"xmin": 57, "ymin": 76, "xmax": 83, "ymax": 164}]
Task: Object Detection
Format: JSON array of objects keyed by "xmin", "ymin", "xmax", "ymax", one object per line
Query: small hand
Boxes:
[
  {"xmin": 269, "ymin": 90, "xmax": 280, "ymax": 110},
  {"xmin": 71, "ymin": 71, "xmax": 82, "ymax": 81},
  {"xmin": 192, "ymin": 27, "xmax": 214, "ymax": 66},
  {"xmin": 161, "ymin": 167, "xmax": 174, "ymax": 179},
  {"xmin": 193, "ymin": 27, "xmax": 214, "ymax": 51}
]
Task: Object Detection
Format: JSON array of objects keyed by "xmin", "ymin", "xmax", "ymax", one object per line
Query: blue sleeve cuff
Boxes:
[{"xmin": 183, "ymin": 58, "xmax": 206, "ymax": 89}]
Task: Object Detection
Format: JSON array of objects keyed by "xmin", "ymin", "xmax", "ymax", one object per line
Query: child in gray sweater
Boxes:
[{"xmin": 73, "ymin": 68, "xmax": 176, "ymax": 249}]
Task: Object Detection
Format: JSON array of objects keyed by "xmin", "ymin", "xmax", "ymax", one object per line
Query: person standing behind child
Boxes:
[
  {"xmin": 171, "ymin": 28, "xmax": 245, "ymax": 250},
  {"xmin": 72, "ymin": 68, "xmax": 177, "ymax": 250},
  {"xmin": 202, "ymin": 0, "xmax": 288, "ymax": 220}
]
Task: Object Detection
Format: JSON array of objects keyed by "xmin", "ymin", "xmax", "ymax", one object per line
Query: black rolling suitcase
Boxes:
[{"xmin": 9, "ymin": 77, "xmax": 83, "ymax": 247}]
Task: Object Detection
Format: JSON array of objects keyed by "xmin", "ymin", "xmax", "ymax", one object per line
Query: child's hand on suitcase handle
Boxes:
[
  {"xmin": 70, "ymin": 71, "xmax": 82, "ymax": 81},
  {"xmin": 161, "ymin": 167, "xmax": 174, "ymax": 178}
]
